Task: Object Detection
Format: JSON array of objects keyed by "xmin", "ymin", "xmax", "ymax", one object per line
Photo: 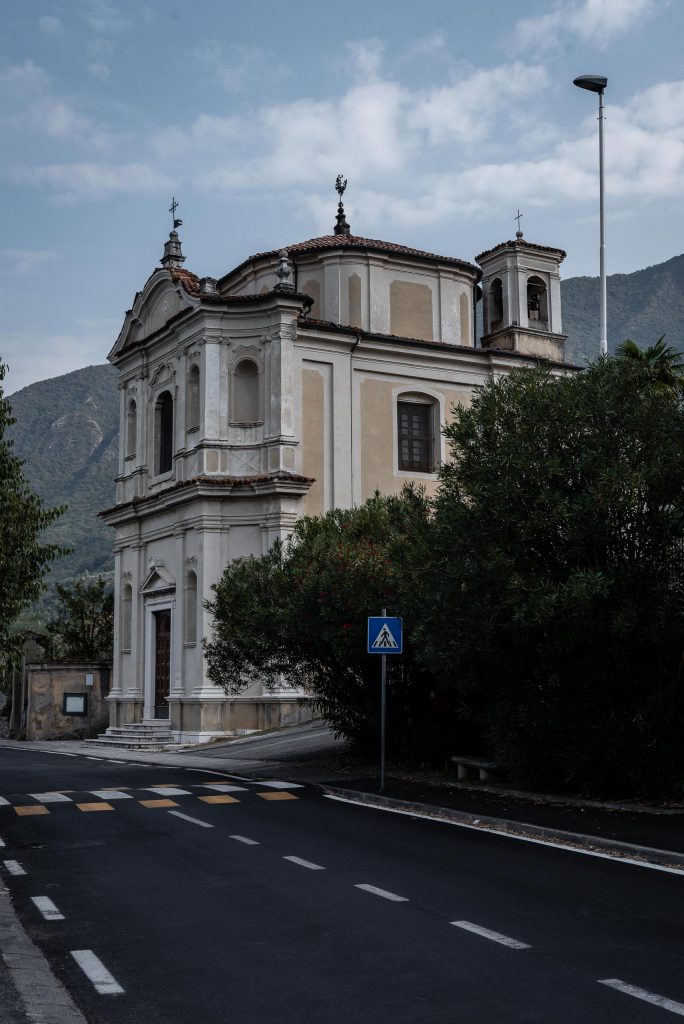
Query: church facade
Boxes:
[{"xmin": 101, "ymin": 192, "xmax": 569, "ymax": 743}]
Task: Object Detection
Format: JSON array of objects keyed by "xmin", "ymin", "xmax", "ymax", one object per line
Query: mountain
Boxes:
[
  {"xmin": 6, "ymin": 363, "xmax": 119, "ymax": 599},
  {"xmin": 561, "ymin": 252, "xmax": 684, "ymax": 364},
  {"xmin": 5, "ymin": 252, "xmax": 684, "ymax": 604}
]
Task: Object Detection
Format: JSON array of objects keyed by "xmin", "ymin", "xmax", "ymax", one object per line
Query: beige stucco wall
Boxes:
[
  {"xmin": 389, "ymin": 280, "xmax": 433, "ymax": 341},
  {"xmin": 301, "ymin": 367, "xmax": 325, "ymax": 516},
  {"xmin": 26, "ymin": 663, "xmax": 111, "ymax": 740}
]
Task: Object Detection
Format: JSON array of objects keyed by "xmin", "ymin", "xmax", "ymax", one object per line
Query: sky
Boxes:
[{"xmin": 2, "ymin": 0, "xmax": 684, "ymax": 394}]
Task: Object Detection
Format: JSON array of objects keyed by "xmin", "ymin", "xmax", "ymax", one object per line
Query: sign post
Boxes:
[{"xmin": 367, "ymin": 611, "xmax": 403, "ymax": 791}]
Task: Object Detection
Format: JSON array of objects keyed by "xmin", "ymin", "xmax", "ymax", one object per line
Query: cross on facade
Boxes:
[{"xmin": 515, "ymin": 209, "xmax": 523, "ymax": 234}]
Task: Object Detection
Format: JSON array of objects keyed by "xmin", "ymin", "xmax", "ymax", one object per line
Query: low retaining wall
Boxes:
[{"xmin": 26, "ymin": 662, "xmax": 112, "ymax": 740}]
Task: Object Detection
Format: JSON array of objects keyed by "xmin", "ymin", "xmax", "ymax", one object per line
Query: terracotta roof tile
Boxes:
[
  {"xmin": 168, "ymin": 267, "xmax": 201, "ymax": 295},
  {"xmin": 221, "ymin": 234, "xmax": 478, "ymax": 283}
]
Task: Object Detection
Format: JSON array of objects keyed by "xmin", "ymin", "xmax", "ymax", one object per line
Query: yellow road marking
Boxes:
[
  {"xmin": 14, "ymin": 805, "xmax": 49, "ymax": 816},
  {"xmin": 198, "ymin": 795, "xmax": 240, "ymax": 805},
  {"xmin": 76, "ymin": 803, "xmax": 114, "ymax": 812},
  {"xmin": 139, "ymin": 798, "xmax": 178, "ymax": 808},
  {"xmin": 257, "ymin": 791, "xmax": 298, "ymax": 801}
]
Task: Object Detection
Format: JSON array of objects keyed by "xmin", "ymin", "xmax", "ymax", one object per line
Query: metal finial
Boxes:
[
  {"xmin": 334, "ymin": 174, "xmax": 350, "ymax": 236},
  {"xmin": 169, "ymin": 196, "xmax": 182, "ymax": 230},
  {"xmin": 515, "ymin": 209, "xmax": 523, "ymax": 238}
]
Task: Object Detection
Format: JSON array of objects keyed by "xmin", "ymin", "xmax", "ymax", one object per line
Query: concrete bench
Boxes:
[{"xmin": 450, "ymin": 756, "xmax": 499, "ymax": 782}]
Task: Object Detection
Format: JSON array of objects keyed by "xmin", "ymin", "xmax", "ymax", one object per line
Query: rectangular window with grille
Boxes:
[{"xmin": 397, "ymin": 401, "xmax": 434, "ymax": 473}]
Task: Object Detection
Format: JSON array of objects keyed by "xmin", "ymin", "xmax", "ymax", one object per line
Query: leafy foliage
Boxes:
[
  {"xmin": 6, "ymin": 363, "xmax": 119, "ymax": 602},
  {"xmin": 40, "ymin": 577, "xmax": 114, "ymax": 662},
  {"xmin": 419, "ymin": 356, "xmax": 684, "ymax": 794},
  {"xmin": 205, "ymin": 490, "xmax": 454, "ymax": 757},
  {"xmin": 0, "ymin": 360, "xmax": 65, "ymax": 645}
]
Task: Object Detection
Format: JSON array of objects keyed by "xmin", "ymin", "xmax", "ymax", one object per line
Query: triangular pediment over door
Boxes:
[{"xmin": 139, "ymin": 565, "xmax": 176, "ymax": 596}]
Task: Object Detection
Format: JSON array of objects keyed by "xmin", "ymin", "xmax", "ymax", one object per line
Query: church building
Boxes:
[{"xmin": 101, "ymin": 183, "xmax": 569, "ymax": 744}]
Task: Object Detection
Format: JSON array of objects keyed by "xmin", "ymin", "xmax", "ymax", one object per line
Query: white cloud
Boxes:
[
  {"xmin": 81, "ymin": 0, "xmax": 130, "ymax": 34},
  {"xmin": 1, "ymin": 59, "xmax": 49, "ymax": 90},
  {"xmin": 87, "ymin": 62, "xmax": 111, "ymax": 81},
  {"xmin": 188, "ymin": 40, "xmax": 290, "ymax": 93},
  {"xmin": 38, "ymin": 15, "xmax": 64, "ymax": 37},
  {"xmin": 409, "ymin": 32, "xmax": 446, "ymax": 57},
  {"xmin": 154, "ymin": 114, "xmax": 241, "ymax": 158},
  {"xmin": 513, "ymin": 0, "xmax": 660, "ymax": 50},
  {"xmin": 1, "ymin": 249, "xmax": 63, "ymax": 274},
  {"xmin": 0, "ymin": 319, "xmax": 118, "ymax": 395},
  {"xmin": 11, "ymin": 162, "xmax": 175, "ymax": 203},
  {"xmin": 345, "ymin": 38, "xmax": 385, "ymax": 78}
]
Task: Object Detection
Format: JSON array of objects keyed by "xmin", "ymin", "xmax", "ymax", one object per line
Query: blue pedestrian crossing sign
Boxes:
[{"xmin": 367, "ymin": 616, "xmax": 403, "ymax": 655}]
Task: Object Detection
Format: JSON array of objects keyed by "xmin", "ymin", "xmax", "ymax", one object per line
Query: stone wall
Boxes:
[{"xmin": 25, "ymin": 663, "xmax": 111, "ymax": 740}]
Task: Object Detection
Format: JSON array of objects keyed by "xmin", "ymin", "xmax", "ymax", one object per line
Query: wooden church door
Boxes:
[{"xmin": 153, "ymin": 609, "xmax": 171, "ymax": 718}]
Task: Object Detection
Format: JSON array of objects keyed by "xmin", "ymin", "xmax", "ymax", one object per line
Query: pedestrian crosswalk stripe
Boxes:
[
  {"xmin": 89, "ymin": 791, "xmax": 132, "ymax": 800},
  {"xmin": 139, "ymin": 798, "xmax": 178, "ymax": 808},
  {"xmin": 30, "ymin": 792, "xmax": 72, "ymax": 803},
  {"xmin": 198, "ymin": 795, "xmax": 240, "ymax": 805},
  {"xmin": 14, "ymin": 806, "xmax": 49, "ymax": 816},
  {"xmin": 76, "ymin": 803, "xmax": 114, "ymax": 812},
  {"xmin": 197, "ymin": 784, "xmax": 247, "ymax": 793},
  {"xmin": 257, "ymin": 792, "xmax": 299, "ymax": 801},
  {"xmin": 144, "ymin": 787, "xmax": 191, "ymax": 796}
]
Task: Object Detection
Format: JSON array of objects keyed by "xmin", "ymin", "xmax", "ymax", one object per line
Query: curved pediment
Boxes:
[{"xmin": 108, "ymin": 269, "xmax": 198, "ymax": 361}]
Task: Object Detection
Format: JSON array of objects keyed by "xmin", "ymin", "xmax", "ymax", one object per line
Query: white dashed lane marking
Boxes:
[
  {"xmin": 0, "ymin": 836, "xmax": 5, "ymax": 847},
  {"xmin": 599, "ymin": 979, "xmax": 684, "ymax": 1016},
  {"xmin": 71, "ymin": 950, "xmax": 124, "ymax": 996},
  {"xmin": 31, "ymin": 896, "xmax": 65, "ymax": 921},
  {"xmin": 354, "ymin": 884, "xmax": 408, "ymax": 902},
  {"xmin": 168, "ymin": 811, "xmax": 214, "ymax": 829},
  {"xmin": 106, "ymin": 759, "xmax": 126, "ymax": 764},
  {"xmin": 283, "ymin": 856, "xmax": 325, "ymax": 871},
  {"xmin": 3, "ymin": 860, "xmax": 26, "ymax": 876},
  {"xmin": 451, "ymin": 921, "xmax": 531, "ymax": 950},
  {"xmin": 230, "ymin": 835, "xmax": 260, "ymax": 845}
]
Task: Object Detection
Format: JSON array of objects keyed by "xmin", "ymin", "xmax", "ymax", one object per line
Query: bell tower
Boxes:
[{"xmin": 476, "ymin": 226, "xmax": 567, "ymax": 362}]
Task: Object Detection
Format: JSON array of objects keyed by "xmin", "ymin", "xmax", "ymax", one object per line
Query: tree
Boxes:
[
  {"xmin": 204, "ymin": 490, "xmax": 446, "ymax": 756},
  {"xmin": 41, "ymin": 577, "xmax": 113, "ymax": 661},
  {"xmin": 0, "ymin": 360, "xmax": 64, "ymax": 645},
  {"xmin": 416, "ymin": 357, "xmax": 684, "ymax": 794},
  {"xmin": 616, "ymin": 337, "xmax": 684, "ymax": 398}
]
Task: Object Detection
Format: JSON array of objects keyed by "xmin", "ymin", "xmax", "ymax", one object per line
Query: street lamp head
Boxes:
[{"xmin": 573, "ymin": 75, "xmax": 608, "ymax": 94}]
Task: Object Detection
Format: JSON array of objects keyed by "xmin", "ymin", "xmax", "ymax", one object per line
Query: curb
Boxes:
[
  {"xmin": 0, "ymin": 890, "xmax": 87, "ymax": 1024},
  {"xmin": 322, "ymin": 786, "xmax": 684, "ymax": 871}
]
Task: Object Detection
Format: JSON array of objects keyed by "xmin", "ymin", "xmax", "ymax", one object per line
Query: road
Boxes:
[{"xmin": 1, "ymin": 744, "xmax": 683, "ymax": 1023}]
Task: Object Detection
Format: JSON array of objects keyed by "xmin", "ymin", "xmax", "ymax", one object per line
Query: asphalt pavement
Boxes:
[{"xmin": 1, "ymin": 741, "xmax": 683, "ymax": 1023}]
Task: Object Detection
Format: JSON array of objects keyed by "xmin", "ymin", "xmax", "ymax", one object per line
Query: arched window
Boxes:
[
  {"xmin": 184, "ymin": 571, "xmax": 197, "ymax": 645},
  {"xmin": 527, "ymin": 276, "xmax": 548, "ymax": 326},
  {"xmin": 121, "ymin": 583, "xmax": 132, "ymax": 652},
  {"xmin": 126, "ymin": 399, "xmax": 137, "ymax": 459},
  {"xmin": 154, "ymin": 390, "xmax": 174, "ymax": 475},
  {"xmin": 233, "ymin": 359, "xmax": 260, "ymax": 423},
  {"xmin": 397, "ymin": 395, "xmax": 438, "ymax": 473},
  {"xmin": 489, "ymin": 278, "xmax": 503, "ymax": 332},
  {"xmin": 186, "ymin": 364, "xmax": 200, "ymax": 431}
]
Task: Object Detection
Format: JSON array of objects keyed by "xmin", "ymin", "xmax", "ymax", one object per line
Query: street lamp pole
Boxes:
[{"xmin": 573, "ymin": 75, "xmax": 608, "ymax": 357}]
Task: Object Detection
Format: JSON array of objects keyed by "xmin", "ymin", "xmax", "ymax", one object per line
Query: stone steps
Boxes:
[{"xmin": 86, "ymin": 722, "xmax": 178, "ymax": 750}]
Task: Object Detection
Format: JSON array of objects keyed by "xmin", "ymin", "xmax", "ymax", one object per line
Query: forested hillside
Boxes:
[
  {"xmin": 561, "ymin": 252, "xmax": 684, "ymax": 364},
  {"xmin": 7, "ymin": 363, "xmax": 119, "ymax": 599}
]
